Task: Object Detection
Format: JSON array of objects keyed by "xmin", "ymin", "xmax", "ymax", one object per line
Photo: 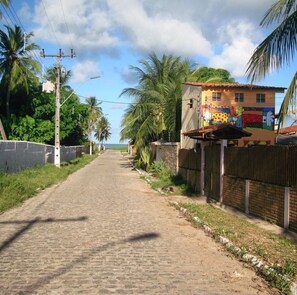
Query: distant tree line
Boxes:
[{"xmin": 0, "ymin": 22, "xmax": 110, "ymax": 146}]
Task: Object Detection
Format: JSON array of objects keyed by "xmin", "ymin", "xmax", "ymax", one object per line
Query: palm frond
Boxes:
[
  {"xmin": 246, "ymin": 11, "xmax": 297, "ymax": 82},
  {"xmin": 278, "ymin": 71, "xmax": 297, "ymax": 131}
]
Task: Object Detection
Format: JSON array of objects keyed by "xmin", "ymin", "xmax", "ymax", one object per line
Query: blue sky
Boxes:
[{"xmin": 2, "ymin": 0, "xmax": 296, "ymax": 143}]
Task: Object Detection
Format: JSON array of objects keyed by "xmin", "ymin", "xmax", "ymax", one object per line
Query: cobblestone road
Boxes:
[{"xmin": 0, "ymin": 150, "xmax": 274, "ymax": 294}]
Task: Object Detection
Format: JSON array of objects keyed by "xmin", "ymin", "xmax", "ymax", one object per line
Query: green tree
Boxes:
[
  {"xmin": 85, "ymin": 96, "xmax": 102, "ymax": 154},
  {"xmin": 190, "ymin": 66, "xmax": 236, "ymax": 83},
  {"xmin": 44, "ymin": 66, "xmax": 72, "ymax": 92},
  {"xmin": 120, "ymin": 53, "xmax": 191, "ymax": 150},
  {"xmin": 246, "ymin": 0, "xmax": 297, "ymax": 129},
  {"xmin": 95, "ymin": 115, "xmax": 111, "ymax": 150},
  {"xmin": 0, "ymin": 25, "xmax": 40, "ymax": 123},
  {"xmin": 120, "ymin": 53, "xmax": 235, "ymax": 160}
]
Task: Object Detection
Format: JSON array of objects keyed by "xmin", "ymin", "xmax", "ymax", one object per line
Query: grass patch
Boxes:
[
  {"xmin": 0, "ymin": 154, "xmax": 97, "ymax": 213},
  {"xmin": 179, "ymin": 202, "xmax": 297, "ymax": 294},
  {"xmin": 147, "ymin": 161, "xmax": 195, "ymax": 196}
]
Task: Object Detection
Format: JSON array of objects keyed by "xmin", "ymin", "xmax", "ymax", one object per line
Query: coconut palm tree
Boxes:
[
  {"xmin": 95, "ymin": 115, "xmax": 111, "ymax": 150},
  {"xmin": 120, "ymin": 53, "xmax": 237, "ymax": 163},
  {"xmin": 0, "ymin": 25, "xmax": 41, "ymax": 121},
  {"xmin": 0, "ymin": 0, "xmax": 10, "ymax": 139},
  {"xmin": 44, "ymin": 66, "xmax": 72, "ymax": 92},
  {"xmin": 85, "ymin": 96, "xmax": 102, "ymax": 154},
  {"xmin": 120, "ymin": 53, "xmax": 191, "ymax": 150},
  {"xmin": 246, "ymin": 0, "xmax": 297, "ymax": 129}
]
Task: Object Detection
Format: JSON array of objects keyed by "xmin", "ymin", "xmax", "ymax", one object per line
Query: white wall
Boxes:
[
  {"xmin": 0, "ymin": 141, "xmax": 88, "ymax": 173},
  {"xmin": 181, "ymin": 84, "xmax": 202, "ymax": 149}
]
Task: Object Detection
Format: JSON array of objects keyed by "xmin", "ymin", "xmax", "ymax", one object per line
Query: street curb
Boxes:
[{"xmin": 169, "ymin": 201, "xmax": 297, "ymax": 295}]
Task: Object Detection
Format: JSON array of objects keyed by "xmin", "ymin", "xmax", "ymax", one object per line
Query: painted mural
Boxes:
[{"xmin": 201, "ymin": 104, "xmax": 275, "ymax": 131}]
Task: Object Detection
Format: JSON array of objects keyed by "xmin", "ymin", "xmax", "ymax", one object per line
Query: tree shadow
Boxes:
[{"xmin": 0, "ymin": 216, "xmax": 88, "ymax": 253}]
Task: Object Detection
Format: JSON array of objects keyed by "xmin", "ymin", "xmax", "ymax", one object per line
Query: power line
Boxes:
[
  {"xmin": 59, "ymin": 0, "xmax": 74, "ymax": 49},
  {"xmin": 77, "ymin": 94, "xmax": 135, "ymax": 105},
  {"xmin": 40, "ymin": 0, "xmax": 61, "ymax": 48}
]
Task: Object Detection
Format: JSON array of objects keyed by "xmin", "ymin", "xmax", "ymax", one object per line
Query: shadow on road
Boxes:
[
  {"xmin": 0, "ymin": 216, "xmax": 88, "ymax": 253},
  {"xmin": 19, "ymin": 232, "xmax": 160, "ymax": 294}
]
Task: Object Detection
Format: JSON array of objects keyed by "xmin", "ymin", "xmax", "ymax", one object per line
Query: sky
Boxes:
[{"xmin": 2, "ymin": 0, "xmax": 297, "ymax": 143}]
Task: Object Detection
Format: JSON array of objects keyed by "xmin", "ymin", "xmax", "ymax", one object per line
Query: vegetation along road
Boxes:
[{"xmin": 0, "ymin": 150, "xmax": 275, "ymax": 294}]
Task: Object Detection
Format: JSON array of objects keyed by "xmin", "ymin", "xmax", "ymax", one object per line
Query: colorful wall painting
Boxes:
[{"xmin": 201, "ymin": 105, "xmax": 275, "ymax": 131}]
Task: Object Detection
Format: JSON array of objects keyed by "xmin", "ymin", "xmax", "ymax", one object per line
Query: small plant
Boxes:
[{"xmin": 148, "ymin": 161, "xmax": 171, "ymax": 180}]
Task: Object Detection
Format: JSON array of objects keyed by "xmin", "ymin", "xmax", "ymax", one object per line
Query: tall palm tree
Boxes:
[
  {"xmin": 120, "ymin": 53, "xmax": 191, "ymax": 150},
  {"xmin": 95, "ymin": 115, "xmax": 111, "ymax": 150},
  {"xmin": 85, "ymin": 96, "xmax": 102, "ymax": 154},
  {"xmin": 0, "ymin": 0, "xmax": 10, "ymax": 139},
  {"xmin": 246, "ymin": 0, "xmax": 297, "ymax": 129},
  {"xmin": 0, "ymin": 25, "xmax": 41, "ymax": 120},
  {"xmin": 44, "ymin": 66, "xmax": 72, "ymax": 92}
]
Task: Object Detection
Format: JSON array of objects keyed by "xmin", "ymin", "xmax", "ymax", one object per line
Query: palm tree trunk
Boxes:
[
  {"xmin": 0, "ymin": 118, "xmax": 7, "ymax": 140},
  {"xmin": 6, "ymin": 77, "xmax": 11, "ymax": 120}
]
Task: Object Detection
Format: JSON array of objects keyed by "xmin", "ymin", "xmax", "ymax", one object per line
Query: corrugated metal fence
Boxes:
[{"xmin": 0, "ymin": 141, "xmax": 88, "ymax": 173}]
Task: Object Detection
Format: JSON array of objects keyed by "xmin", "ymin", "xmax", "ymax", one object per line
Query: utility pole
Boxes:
[{"xmin": 41, "ymin": 49, "xmax": 75, "ymax": 167}]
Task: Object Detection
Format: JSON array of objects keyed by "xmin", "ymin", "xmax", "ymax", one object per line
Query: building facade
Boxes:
[{"xmin": 181, "ymin": 82, "xmax": 286, "ymax": 148}]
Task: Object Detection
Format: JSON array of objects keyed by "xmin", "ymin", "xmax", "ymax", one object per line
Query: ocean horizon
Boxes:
[{"xmin": 104, "ymin": 143, "xmax": 128, "ymax": 149}]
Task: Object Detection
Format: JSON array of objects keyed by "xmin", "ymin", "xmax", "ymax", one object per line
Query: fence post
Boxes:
[
  {"xmin": 245, "ymin": 180, "xmax": 250, "ymax": 214},
  {"xmin": 219, "ymin": 139, "xmax": 227, "ymax": 204},
  {"xmin": 200, "ymin": 141, "xmax": 205, "ymax": 195},
  {"xmin": 284, "ymin": 187, "xmax": 290, "ymax": 229}
]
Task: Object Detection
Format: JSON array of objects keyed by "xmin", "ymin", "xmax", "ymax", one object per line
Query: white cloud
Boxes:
[
  {"xmin": 25, "ymin": 0, "xmax": 275, "ymax": 78},
  {"xmin": 108, "ymin": 0, "xmax": 212, "ymax": 57},
  {"xmin": 71, "ymin": 60, "xmax": 100, "ymax": 83},
  {"xmin": 33, "ymin": 0, "xmax": 118, "ymax": 56},
  {"xmin": 209, "ymin": 21, "xmax": 262, "ymax": 77}
]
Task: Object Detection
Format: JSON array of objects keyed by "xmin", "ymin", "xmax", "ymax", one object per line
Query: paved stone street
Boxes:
[{"xmin": 0, "ymin": 150, "xmax": 274, "ymax": 294}]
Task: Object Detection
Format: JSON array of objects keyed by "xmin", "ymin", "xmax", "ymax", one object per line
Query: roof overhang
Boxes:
[{"xmin": 183, "ymin": 124, "xmax": 252, "ymax": 141}]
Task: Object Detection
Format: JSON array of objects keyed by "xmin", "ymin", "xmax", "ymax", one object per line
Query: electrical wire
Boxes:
[
  {"xmin": 40, "ymin": 0, "xmax": 61, "ymax": 48},
  {"xmin": 59, "ymin": 0, "xmax": 74, "ymax": 50},
  {"xmin": 77, "ymin": 94, "xmax": 136, "ymax": 105}
]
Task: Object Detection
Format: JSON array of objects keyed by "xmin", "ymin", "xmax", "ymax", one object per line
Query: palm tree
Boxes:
[
  {"xmin": 0, "ymin": 25, "xmax": 40, "ymax": 121},
  {"xmin": 95, "ymin": 115, "xmax": 111, "ymax": 150},
  {"xmin": 120, "ymin": 53, "xmax": 192, "ymax": 151},
  {"xmin": 0, "ymin": 0, "xmax": 10, "ymax": 5},
  {"xmin": 85, "ymin": 96, "xmax": 102, "ymax": 154},
  {"xmin": 44, "ymin": 66, "xmax": 72, "ymax": 92},
  {"xmin": 0, "ymin": 0, "xmax": 10, "ymax": 139},
  {"xmin": 246, "ymin": 0, "xmax": 297, "ymax": 129}
]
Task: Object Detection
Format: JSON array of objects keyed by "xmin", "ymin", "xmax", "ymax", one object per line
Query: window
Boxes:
[
  {"xmin": 212, "ymin": 92, "xmax": 221, "ymax": 102},
  {"xmin": 235, "ymin": 93, "xmax": 244, "ymax": 102},
  {"xmin": 256, "ymin": 93, "xmax": 265, "ymax": 103},
  {"xmin": 188, "ymin": 98, "xmax": 193, "ymax": 108}
]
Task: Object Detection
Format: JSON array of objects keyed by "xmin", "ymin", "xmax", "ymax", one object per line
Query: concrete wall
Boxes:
[
  {"xmin": 0, "ymin": 141, "xmax": 88, "ymax": 173},
  {"xmin": 151, "ymin": 142, "xmax": 179, "ymax": 175},
  {"xmin": 181, "ymin": 84, "xmax": 202, "ymax": 149}
]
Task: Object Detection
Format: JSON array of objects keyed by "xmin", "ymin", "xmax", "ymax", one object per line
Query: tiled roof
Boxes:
[
  {"xmin": 279, "ymin": 125, "xmax": 297, "ymax": 134},
  {"xmin": 183, "ymin": 82, "xmax": 286, "ymax": 92}
]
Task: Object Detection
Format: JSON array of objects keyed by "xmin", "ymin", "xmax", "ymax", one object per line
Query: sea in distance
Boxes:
[{"xmin": 104, "ymin": 143, "xmax": 128, "ymax": 150}]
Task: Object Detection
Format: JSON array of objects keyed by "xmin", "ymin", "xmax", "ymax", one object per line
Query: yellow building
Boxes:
[{"xmin": 181, "ymin": 82, "xmax": 286, "ymax": 148}]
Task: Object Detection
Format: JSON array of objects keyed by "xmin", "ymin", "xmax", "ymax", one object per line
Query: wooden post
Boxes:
[
  {"xmin": 219, "ymin": 139, "xmax": 227, "ymax": 204},
  {"xmin": 245, "ymin": 180, "xmax": 250, "ymax": 214},
  {"xmin": 200, "ymin": 141, "xmax": 205, "ymax": 195},
  {"xmin": 284, "ymin": 187, "xmax": 290, "ymax": 229}
]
